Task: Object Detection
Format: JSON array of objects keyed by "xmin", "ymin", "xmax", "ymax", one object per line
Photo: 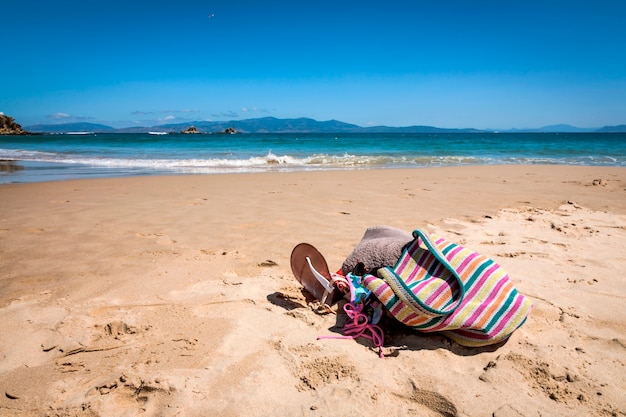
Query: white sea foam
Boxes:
[
  {"xmin": 1, "ymin": 149, "xmax": 324, "ymax": 173},
  {"xmin": 3, "ymin": 147, "xmax": 620, "ymax": 171}
]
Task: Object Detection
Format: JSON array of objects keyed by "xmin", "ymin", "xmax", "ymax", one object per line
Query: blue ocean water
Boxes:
[{"xmin": 1, "ymin": 132, "xmax": 625, "ymax": 183}]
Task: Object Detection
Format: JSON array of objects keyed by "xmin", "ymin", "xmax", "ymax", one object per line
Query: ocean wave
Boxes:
[{"xmin": 0, "ymin": 149, "xmax": 490, "ymax": 170}]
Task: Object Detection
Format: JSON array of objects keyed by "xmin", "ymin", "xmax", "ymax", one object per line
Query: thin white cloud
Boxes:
[
  {"xmin": 49, "ymin": 112, "xmax": 71, "ymax": 119},
  {"xmin": 131, "ymin": 109, "xmax": 199, "ymax": 115},
  {"xmin": 241, "ymin": 107, "xmax": 268, "ymax": 113},
  {"xmin": 46, "ymin": 113, "xmax": 95, "ymax": 121}
]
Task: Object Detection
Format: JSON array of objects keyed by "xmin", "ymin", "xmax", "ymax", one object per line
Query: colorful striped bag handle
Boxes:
[{"xmin": 374, "ymin": 228, "xmax": 465, "ymax": 317}]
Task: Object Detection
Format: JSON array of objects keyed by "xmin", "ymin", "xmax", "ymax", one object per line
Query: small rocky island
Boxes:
[
  {"xmin": 181, "ymin": 126, "xmax": 200, "ymax": 134},
  {"xmin": 181, "ymin": 125, "xmax": 238, "ymax": 134},
  {"xmin": 0, "ymin": 114, "xmax": 30, "ymax": 135}
]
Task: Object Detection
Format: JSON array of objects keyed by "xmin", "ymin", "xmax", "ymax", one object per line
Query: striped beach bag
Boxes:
[{"xmin": 362, "ymin": 229, "xmax": 532, "ymax": 347}]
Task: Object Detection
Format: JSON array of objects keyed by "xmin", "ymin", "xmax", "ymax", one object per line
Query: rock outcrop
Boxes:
[
  {"xmin": 181, "ymin": 126, "xmax": 200, "ymax": 134},
  {"xmin": 0, "ymin": 114, "xmax": 30, "ymax": 135}
]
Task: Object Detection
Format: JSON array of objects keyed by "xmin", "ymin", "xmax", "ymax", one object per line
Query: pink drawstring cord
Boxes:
[{"xmin": 317, "ymin": 273, "xmax": 385, "ymax": 358}]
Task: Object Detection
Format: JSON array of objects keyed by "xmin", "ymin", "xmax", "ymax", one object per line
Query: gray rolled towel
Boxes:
[{"xmin": 341, "ymin": 226, "xmax": 413, "ymax": 276}]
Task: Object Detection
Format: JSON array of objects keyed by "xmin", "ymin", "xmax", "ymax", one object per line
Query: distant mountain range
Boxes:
[
  {"xmin": 25, "ymin": 122, "xmax": 116, "ymax": 133},
  {"xmin": 24, "ymin": 117, "xmax": 626, "ymax": 134}
]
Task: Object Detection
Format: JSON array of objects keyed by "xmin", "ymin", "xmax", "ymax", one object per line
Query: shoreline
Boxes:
[
  {"xmin": 2, "ymin": 160, "xmax": 626, "ymax": 184},
  {"xmin": 1, "ymin": 165, "xmax": 625, "ymax": 416}
]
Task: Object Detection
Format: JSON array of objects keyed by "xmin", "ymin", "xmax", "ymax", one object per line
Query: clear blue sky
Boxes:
[{"xmin": 1, "ymin": 0, "xmax": 625, "ymax": 129}]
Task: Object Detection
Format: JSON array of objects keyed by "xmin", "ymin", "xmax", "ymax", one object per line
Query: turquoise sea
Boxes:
[{"xmin": 1, "ymin": 132, "xmax": 625, "ymax": 183}]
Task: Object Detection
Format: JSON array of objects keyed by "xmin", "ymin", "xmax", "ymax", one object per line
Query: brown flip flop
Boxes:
[{"xmin": 290, "ymin": 243, "xmax": 343, "ymax": 305}]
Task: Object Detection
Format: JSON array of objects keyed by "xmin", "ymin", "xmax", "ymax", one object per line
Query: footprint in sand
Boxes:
[
  {"xmin": 136, "ymin": 232, "xmax": 162, "ymax": 238},
  {"xmin": 103, "ymin": 320, "xmax": 137, "ymax": 339},
  {"xmin": 279, "ymin": 339, "xmax": 460, "ymax": 416},
  {"xmin": 480, "ymin": 352, "xmax": 588, "ymax": 406},
  {"xmin": 136, "ymin": 232, "xmax": 177, "ymax": 245},
  {"xmin": 91, "ymin": 374, "xmax": 177, "ymax": 415},
  {"xmin": 297, "ymin": 356, "xmax": 359, "ymax": 391},
  {"xmin": 178, "ymin": 197, "xmax": 209, "ymax": 207}
]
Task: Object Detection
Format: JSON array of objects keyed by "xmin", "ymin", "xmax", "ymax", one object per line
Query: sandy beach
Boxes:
[{"xmin": 0, "ymin": 165, "xmax": 624, "ymax": 416}]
